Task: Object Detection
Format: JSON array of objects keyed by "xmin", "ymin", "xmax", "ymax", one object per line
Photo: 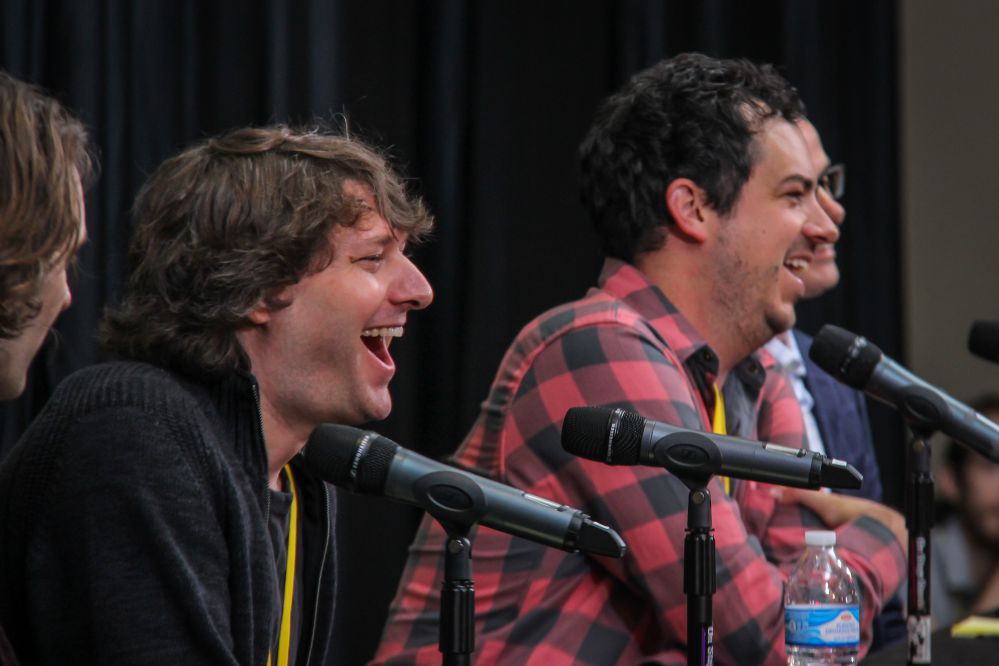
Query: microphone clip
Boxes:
[
  {"xmin": 412, "ymin": 470, "xmax": 488, "ymax": 528},
  {"xmin": 651, "ymin": 431, "xmax": 723, "ymax": 484}
]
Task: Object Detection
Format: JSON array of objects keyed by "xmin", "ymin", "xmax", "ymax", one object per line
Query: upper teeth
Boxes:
[
  {"xmin": 361, "ymin": 327, "xmax": 403, "ymax": 338},
  {"xmin": 784, "ymin": 258, "xmax": 808, "ymax": 271}
]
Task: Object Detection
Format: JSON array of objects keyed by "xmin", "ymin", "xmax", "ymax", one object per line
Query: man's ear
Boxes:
[
  {"xmin": 246, "ymin": 301, "xmax": 272, "ymax": 325},
  {"xmin": 247, "ymin": 285, "xmax": 295, "ymax": 326},
  {"xmin": 665, "ymin": 178, "xmax": 711, "ymax": 243}
]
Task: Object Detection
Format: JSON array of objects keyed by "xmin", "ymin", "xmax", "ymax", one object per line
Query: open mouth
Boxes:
[
  {"xmin": 783, "ymin": 257, "xmax": 810, "ymax": 274},
  {"xmin": 360, "ymin": 326, "xmax": 403, "ymax": 365},
  {"xmin": 813, "ymin": 243, "xmax": 836, "ymax": 260}
]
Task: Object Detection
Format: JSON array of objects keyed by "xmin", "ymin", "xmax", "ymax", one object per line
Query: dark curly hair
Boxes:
[
  {"xmin": 579, "ymin": 52, "xmax": 805, "ymax": 262},
  {"xmin": 99, "ymin": 125, "xmax": 434, "ymax": 377},
  {"xmin": 0, "ymin": 71, "xmax": 94, "ymax": 338}
]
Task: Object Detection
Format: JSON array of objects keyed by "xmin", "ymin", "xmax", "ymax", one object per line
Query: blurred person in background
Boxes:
[{"xmin": 933, "ymin": 394, "xmax": 999, "ymax": 627}]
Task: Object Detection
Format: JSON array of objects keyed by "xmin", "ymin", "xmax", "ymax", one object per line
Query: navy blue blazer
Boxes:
[
  {"xmin": 797, "ymin": 330, "xmax": 905, "ymax": 650},
  {"xmin": 794, "ymin": 329, "xmax": 883, "ymax": 502}
]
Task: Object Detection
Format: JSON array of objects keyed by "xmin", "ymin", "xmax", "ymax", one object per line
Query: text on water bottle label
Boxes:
[{"xmin": 784, "ymin": 604, "xmax": 860, "ymax": 647}]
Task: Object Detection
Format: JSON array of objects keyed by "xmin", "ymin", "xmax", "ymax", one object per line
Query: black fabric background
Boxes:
[{"xmin": 1, "ymin": 2, "xmax": 902, "ymax": 662}]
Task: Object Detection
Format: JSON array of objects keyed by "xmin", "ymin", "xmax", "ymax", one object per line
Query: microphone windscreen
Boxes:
[
  {"xmin": 353, "ymin": 437, "xmax": 397, "ymax": 494},
  {"xmin": 810, "ymin": 325, "xmax": 882, "ymax": 389},
  {"xmin": 304, "ymin": 424, "xmax": 397, "ymax": 494},
  {"xmin": 562, "ymin": 406, "xmax": 644, "ymax": 464},
  {"xmin": 561, "ymin": 407, "xmax": 612, "ymax": 461},
  {"xmin": 305, "ymin": 424, "xmax": 363, "ymax": 486},
  {"xmin": 969, "ymin": 320, "xmax": 999, "ymax": 363}
]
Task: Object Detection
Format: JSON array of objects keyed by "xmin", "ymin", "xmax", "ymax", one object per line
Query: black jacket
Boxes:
[{"xmin": 0, "ymin": 361, "xmax": 337, "ymax": 665}]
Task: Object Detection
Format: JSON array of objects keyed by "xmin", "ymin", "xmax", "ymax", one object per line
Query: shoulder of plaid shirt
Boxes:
[{"xmin": 373, "ymin": 259, "xmax": 905, "ymax": 666}]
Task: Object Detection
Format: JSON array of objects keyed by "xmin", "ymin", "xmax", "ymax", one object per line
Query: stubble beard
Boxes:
[{"xmin": 712, "ymin": 250, "xmax": 786, "ymax": 357}]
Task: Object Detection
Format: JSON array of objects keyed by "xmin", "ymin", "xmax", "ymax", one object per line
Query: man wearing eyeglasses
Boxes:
[
  {"xmin": 752, "ymin": 120, "xmax": 876, "ymax": 496},
  {"xmin": 740, "ymin": 119, "xmax": 907, "ymax": 650}
]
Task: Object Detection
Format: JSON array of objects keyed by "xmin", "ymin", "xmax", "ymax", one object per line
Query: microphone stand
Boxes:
[
  {"xmin": 681, "ymin": 476, "xmax": 715, "ymax": 666},
  {"xmin": 905, "ymin": 427, "xmax": 934, "ymax": 666},
  {"xmin": 894, "ymin": 385, "xmax": 944, "ymax": 665},
  {"xmin": 439, "ymin": 522, "xmax": 475, "ymax": 666},
  {"xmin": 409, "ymin": 470, "xmax": 488, "ymax": 666}
]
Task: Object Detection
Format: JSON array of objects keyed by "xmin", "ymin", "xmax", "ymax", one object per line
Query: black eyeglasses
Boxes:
[{"xmin": 818, "ymin": 163, "xmax": 846, "ymax": 200}]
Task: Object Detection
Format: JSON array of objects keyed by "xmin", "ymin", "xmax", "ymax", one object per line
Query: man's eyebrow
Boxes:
[
  {"xmin": 777, "ymin": 174, "xmax": 815, "ymax": 191},
  {"xmin": 358, "ymin": 230, "xmax": 401, "ymax": 249}
]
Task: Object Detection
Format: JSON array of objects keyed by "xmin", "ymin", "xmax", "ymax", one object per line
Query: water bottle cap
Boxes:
[{"xmin": 804, "ymin": 530, "xmax": 836, "ymax": 547}]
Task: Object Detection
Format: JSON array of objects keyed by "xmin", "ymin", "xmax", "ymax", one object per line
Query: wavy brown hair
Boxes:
[
  {"xmin": 0, "ymin": 71, "xmax": 94, "ymax": 338},
  {"xmin": 100, "ymin": 125, "xmax": 434, "ymax": 377}
]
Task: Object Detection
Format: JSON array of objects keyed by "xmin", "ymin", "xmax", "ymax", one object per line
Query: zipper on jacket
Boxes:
[
  {"xmin": 251, "ymin": 381, "xmax": 272, "ymax": 521},
  {"xmin": 303, "ymin": 482, "xmax": 332, "ymax": 666},
  {"xmin": 251, "ymin": 375, "xmax": 332, "ymax": 665}
]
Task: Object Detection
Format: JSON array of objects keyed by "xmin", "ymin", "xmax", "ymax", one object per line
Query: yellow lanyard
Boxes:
[
  {"xmin": 268, "ymin": 464, "xmax": 299, "ymax": 666},
  {"xmin": 711, "ymin": 384, "xmax": 731, "ymax": 495}
]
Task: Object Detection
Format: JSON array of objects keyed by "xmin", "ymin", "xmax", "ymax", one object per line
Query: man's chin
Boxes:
[
  {"xmin": 0, "ymin": 371, "xmax": 27, "ymax": 402},
  {"xmin": 802, "ymin": 268, "xmax": 840, "ymax": 299},
  {"xmin": 765, "ymin": 308, "xmax": 797, "ymax": 339},
  {"xmin": 359, "ymin": 394, "xmax": 393, "ymax": 425},
  {"xmin": 317, "ymin": 394, "xmax": 392, "ymax": 428}
]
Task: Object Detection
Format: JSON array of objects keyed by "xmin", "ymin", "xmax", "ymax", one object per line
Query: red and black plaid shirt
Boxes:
[{"xmin": 374, "ymin": 259, "xmax": 905, "ymax": 665}]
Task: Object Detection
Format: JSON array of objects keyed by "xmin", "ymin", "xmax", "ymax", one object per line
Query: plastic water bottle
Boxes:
[{"xmin": 784, "ymin": 530, "xmax": 860, "ymax": 665}]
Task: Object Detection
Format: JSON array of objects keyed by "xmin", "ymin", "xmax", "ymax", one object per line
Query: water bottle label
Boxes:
[{"xmin": 784, "ymin": 605, "xmax": 860, "ymax": 647}]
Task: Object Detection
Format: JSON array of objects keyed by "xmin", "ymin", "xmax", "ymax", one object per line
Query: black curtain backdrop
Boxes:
[{"xmin": 0, "ymin": 1, "xmax": 901, "ymax": 663}]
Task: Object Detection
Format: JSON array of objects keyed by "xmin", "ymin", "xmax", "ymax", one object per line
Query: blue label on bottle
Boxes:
[{"xmin": 785, "ymin": 604, "xmax": 860, "ymax": 647}]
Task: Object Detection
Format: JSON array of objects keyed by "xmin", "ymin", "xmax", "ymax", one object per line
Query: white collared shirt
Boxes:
[{"xmin": 764, "ymin": 334, "xmax": 827, "ymax": 456}]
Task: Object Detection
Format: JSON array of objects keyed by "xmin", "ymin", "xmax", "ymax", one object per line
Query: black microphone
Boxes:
[
  {"xmin": 561, "ymin": 407, "xmax": 862, "ymax": 489},
  {"xmin": 811, "ymin": 324, "xmax": 999, "ymax": 463},
  {"xmin": 968, "ymin": 320, "xmax": 999, "ymax": 364},
  {"xmin": 304, "ymin": 424, "xmax": 626, "ymax": 558}
]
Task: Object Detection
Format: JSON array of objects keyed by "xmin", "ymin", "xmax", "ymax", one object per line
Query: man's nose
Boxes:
[
  {"xmin": 816, "ymin": 185, "xmax": 846, "ymax": 227},
  {"xmin": 392, "ymin": 256, "xmax": 434, "ymax": 310},
  {"xmin": 804, "ymin": 193, "xmax": 842, "ymax": 245}
]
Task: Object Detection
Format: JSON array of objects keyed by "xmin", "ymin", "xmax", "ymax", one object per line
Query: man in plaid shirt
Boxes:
[{"xmin": 374, "ymin": 53, "xmax": 906, "ymax": 665}]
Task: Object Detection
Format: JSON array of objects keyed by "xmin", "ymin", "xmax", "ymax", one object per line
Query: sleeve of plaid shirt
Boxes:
[{"xmin": 375, "ymin": 321, "xmax": 905, "ymax": 665}]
